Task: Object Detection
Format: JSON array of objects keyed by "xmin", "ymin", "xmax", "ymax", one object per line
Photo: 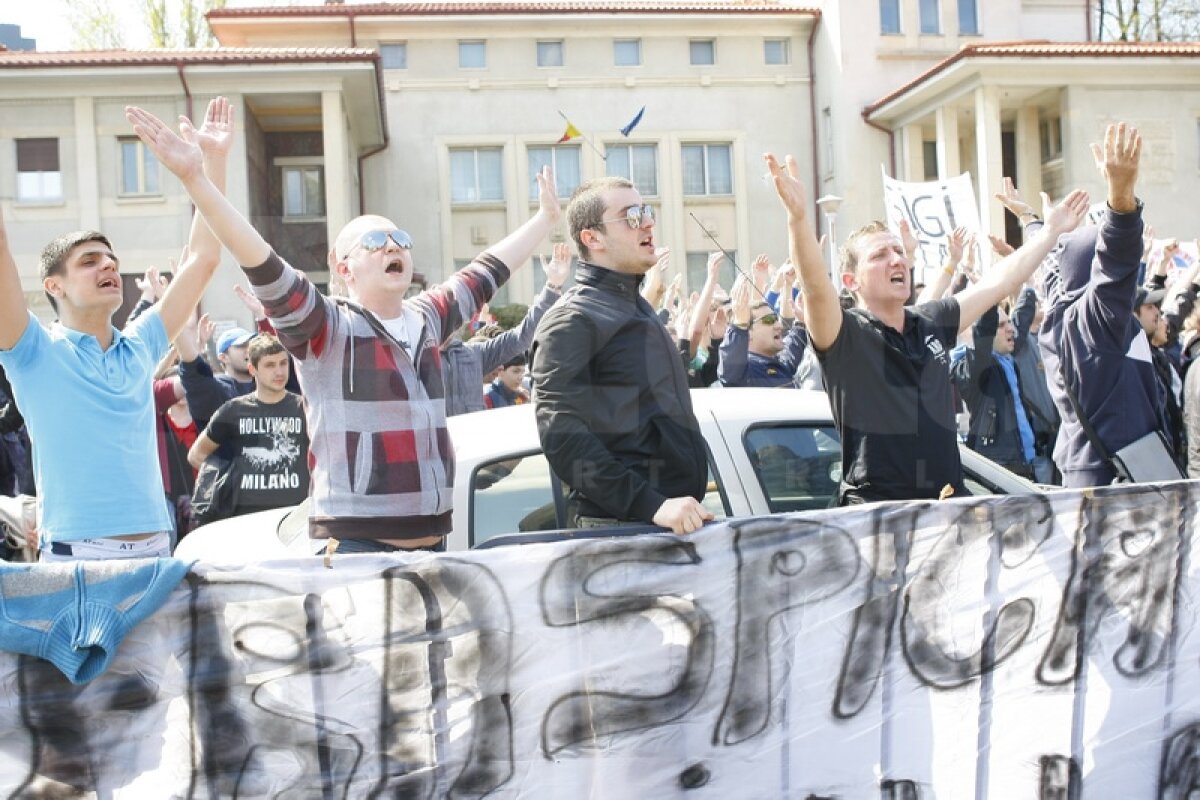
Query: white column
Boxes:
[
  {"xmin": 74, "ymin": 97, "xmax": 100, "ymax": 231},
  {"xmin": 935, "ymin": 106, "xmax": 960, "ymax": 179},
  {"xmin": 901, "ymin": 123, "xmax": 925, "ymax": 182},
  {"xmin": 1014, "ymin": 105, "xmax": 1043, "ymax": 231},
  {"xmin": 974, "ymin": 85, "xmax": 1004, "ymax": 249},
  {"xmin": 321, "ymin": 90, "xmax": 352, "ymax": 249}
]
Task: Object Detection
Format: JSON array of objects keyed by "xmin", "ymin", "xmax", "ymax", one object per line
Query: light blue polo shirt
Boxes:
[{"xmin": 0, "ymin": 310, "xmax": 171, "ymax": 544}]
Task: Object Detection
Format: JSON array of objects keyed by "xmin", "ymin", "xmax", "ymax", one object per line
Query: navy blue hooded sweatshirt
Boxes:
[{"xmin": 1038, "ymin": 203, "xmax": 1167, "ymax": 485}]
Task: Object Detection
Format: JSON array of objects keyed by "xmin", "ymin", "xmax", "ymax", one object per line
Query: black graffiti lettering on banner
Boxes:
[
  {"xmin": 377, "ymin": 560, "xmax": 515, "ymax": 797},
  {"xmin": 1037, "ymin": 486, "xmax": 1185, "ymax": 686},
  {"xmin": 538, "ymin": 535, "xmax": 715, "ymax": 757},
  {"xmin": 186, "ymin": 575, "xmax": 364, "ymax": 797},
  {"xmin": 714, "ymin": 517, "xmax": 858, "ymax": 746},
  {"xmin": 902, "ymin": 500, "xmax": 1036, "ymax": 690},
  {"xmin": 834, "ymin": 505, "xmax": 918, "ymax": 719},
  {"xmin": 1038, "ymin": 754, "xmax": 1079, "ymax": 800},
  {"xmin": 1160, "ymin": 722, "xmax": 1200, "ymax": 799}
]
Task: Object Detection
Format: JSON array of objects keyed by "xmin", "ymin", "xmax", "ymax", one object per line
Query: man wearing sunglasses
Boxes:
[
  {"xmin": 131, "ymin": 108, "xmax": 561, "ymax": 553},
  {"xmin": 532, "ymin": 177, "xmax": 712, "ymax": 535},
  {"xmin": 718, "ymin": 269, "xmax": 807, "ymax": 388}
]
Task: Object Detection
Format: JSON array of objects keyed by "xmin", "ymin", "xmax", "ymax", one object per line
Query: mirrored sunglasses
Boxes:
[
  {"xmin": 350, "ymin": 228, "xmax": 413, "ymax": 255},
  {"xmin": 752, "ymin": 313, "xmax": 779, "ymax": 326},
  {"xmin": 599, "ymin": 204, "xmax": 655, "ymax": 229}
]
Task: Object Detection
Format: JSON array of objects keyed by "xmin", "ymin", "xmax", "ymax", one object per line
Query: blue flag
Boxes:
[{"xmin": 620, "ymin": 105, "xmax": 645, "ymax": 137}]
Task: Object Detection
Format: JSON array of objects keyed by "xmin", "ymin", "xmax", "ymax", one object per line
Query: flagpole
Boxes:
[{"xmin": 556, "ymin": 109, "xmax": 607, "ymax": 160}]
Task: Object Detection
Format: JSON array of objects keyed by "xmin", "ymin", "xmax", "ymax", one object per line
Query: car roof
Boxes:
[{"xmin": 446, "ymin": 388, "xmax": 836, "ymax": 461}]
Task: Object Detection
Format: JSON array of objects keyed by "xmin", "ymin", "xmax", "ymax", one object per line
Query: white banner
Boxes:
[
  {"xmin": 0, "ymin": 482, "xmax": 1197, "ymax": 798},
  {"xmin": 883, "ymin": 170, "xmax": 982, "ymax": 279}
]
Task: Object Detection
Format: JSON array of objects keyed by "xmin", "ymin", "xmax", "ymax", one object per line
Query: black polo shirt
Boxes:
[{"xmin": 817, "ymin": 297, "xmax": 965, "ymax": 504}]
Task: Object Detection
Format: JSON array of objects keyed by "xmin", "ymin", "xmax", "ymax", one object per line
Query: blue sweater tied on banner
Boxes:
[{"xmin": 0, "ymin": 558, "xmax": 191, "ymax": 684}]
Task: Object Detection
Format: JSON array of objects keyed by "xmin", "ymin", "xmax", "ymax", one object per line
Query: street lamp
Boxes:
[{"xmin": 815, "ymin": 194, "xmax": 843, "ymax": 281}]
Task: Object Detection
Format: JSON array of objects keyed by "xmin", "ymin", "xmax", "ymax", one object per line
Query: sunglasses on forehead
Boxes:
[
  {"xmin": 598, "ymin": 203, "xmax": 655, "ymax": 229},
  {"xmin": 346, "ymin": 228, "xmax": 413, "ymax": 256}
]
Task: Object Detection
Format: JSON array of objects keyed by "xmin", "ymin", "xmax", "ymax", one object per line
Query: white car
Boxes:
[{"xmin": 176, "ymin": 388, "xmax": 1039, "ymax": 560}]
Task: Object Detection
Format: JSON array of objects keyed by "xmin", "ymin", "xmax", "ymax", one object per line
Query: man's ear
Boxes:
[
  {"xmin": 247, "ymin": 361, "xmax": 258, "ymax": 379},
  {"xmin": 839, "ymin": 270, "xmax": 858, "ymax": 293},
  {"xmin": 579, "ymin": 228, "xmax": 603, "ymax": 255},
  {"xmin": 42, "ymin": 275, "xmax": 64, "ymax": 301}
]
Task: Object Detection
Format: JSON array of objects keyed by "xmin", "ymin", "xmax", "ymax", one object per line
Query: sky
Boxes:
[{"xmin": 6, "ymin": 2, "xmax": 75, "ymax": 51}]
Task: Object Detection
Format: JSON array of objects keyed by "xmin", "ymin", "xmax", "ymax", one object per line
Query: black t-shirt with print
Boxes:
[
  {"xmin": 205, "ymin": 392, "xmax": 310, "ymax": 514},
  {"xmin": 818, "ymin": 297, "xmax": 964, "ymax": 504}
]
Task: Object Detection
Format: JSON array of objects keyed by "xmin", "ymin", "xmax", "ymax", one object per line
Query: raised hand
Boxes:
[
  {"xmin": 994, "ymin": 176, "xmax": 1036, "ymax": 220},
  {"xmin": 1041, "ymin": 188, "xmax": 1091, "ymax": 237},
  {"xmin": 193, "ymin": 96, "xmax": 235, "ymax": 161},
  {"xmin": 1142, "ymin": 223, "xmax": 1157, "ymax": 262},
  {"xmin": 234, "ymin": 284, "xmax": 267, "ymax": 321},
  {"xmin": 706, "ymin": 251, "xmax": 725, "ymax": 282},
  {"xmin": 641, "ymin": 249, "xmax": 667, "ymax": 305},
  {"xmin": 125, "ymin": 105, "xmax": 203, "ymax": 182},
  {"xmin": 709, "ymin": 304, "xmax": 729, "ymax": 339},
  {"xmin": 534, "ymin": 166, "xmax": 562, "ymax": 225},
  {"xmin": 751, "ymin": 253, "xmax": 771, "ymax": 294},
  {"xmin": 1089, "ymin": 122, "xmax": 1141, "ymax": 213},
  {"xmin": 539, "ymin": 241, "xmax": 572, "ymax": 288},
  {"xmin": 987, "ymin": 234, "xmax": 1015, "ymax": 258},
  {"xmin": 135, "ymin": 265, "xmax": 169, "ymax": 303},
  {"xmin": 897, "ymin": 217, "xmax": 920, "ymax": 262},
  {"xmin": 730, "ymin": 274, "xmax": 753, "ymax": 327},
  {"xmin": 197, "ymin": 313, "xmax": 216, "ymax": 350},
  {"xmin": 764, "ymin": 153, "xmax": 807, "ymax": 221},
  {"xmin": 947, "ymin": 226, "xmax": 969, "ymax": 265}
]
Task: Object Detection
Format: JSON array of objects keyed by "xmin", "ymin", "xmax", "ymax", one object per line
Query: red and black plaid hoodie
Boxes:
[{"xmin": 245, "ymin": 249, "xmax": 508, "ymax": 541}]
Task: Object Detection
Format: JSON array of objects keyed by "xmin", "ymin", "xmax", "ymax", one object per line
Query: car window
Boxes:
[
  {"xmin": 470, "ymin": 451, "xmax": 559, "ymax": 546},
  {"xmin": 471, "ymin": 448, "xmax": 729, "ymax": 544},
  {"xmin": 744, "ymin": 424, "xmax": 842, "ymax": 512}
]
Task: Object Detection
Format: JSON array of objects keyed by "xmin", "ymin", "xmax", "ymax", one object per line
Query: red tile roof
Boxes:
[
  {"xmin": 0, "ymin": 47, "xmax": 379, "ymax": 68},
  {"xmin": 864, "ymin": 40, "xmax": 1200, "ymax": 119},
  {"xmin": 208, "ymin": 1, "xmax": 819, "ymax": 18}
]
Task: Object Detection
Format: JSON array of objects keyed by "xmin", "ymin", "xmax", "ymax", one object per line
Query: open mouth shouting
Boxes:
[
  {"xmin": 385, "ymin": 255, "xmax": 407, "ymax": 275},
  {"xmin": 97, "ymin": 275, "xmax": 122, "ymax": 291}
]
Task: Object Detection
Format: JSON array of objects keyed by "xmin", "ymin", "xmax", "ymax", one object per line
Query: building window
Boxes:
[
  {"xmin": 880, "ymin": 0, "xmax": 902, "ymax": 34},
  {"xmin": 1040, "ymin": 117, "xmax": 1063, "ymax": 162},
  {"xmin": 282, "ymin": 165, "xmax": 325, "ymax": 219},
  {"xmin": 450, "ymin": 148, "xmax": 504, "ymax": 204},
  {"xmin": 920, "ymin": 0, "xmax": 940, "ymax": 33},
  {"xmin": 958, "ymin": 0, "xmax": 979, "ymax": 34},
  {"xmin": 922, "ymin": 141, "xmax": 938, "ymax": 180},
  {"xmin": 459, "ymin": 40, "xmax": 486, "ymax": 69},
  {"xmin": 119, "ymin": 137, "xmax": 160, "ymax": 196},
  {"xmin": 614, "ymin": 38, "xmax": 641, "ymax": 66},
  {"xmin": 15, "ymin": 138, "xmax": 61, "ymax": 203},
  {"xmin": 687, "ymin": 251, "xmax": 735, "ymax": 293},
  {"xmin": 690, "ymin": 39, "xmax": 715, "ymax": 66},
  {"xmin": 380, "ymin": 43, "xmax": 407, "ymax": 69},
  {"xmin": 606, "ymin": 143, "xmax": 658, "ymax": 197},
  {"xmin": 536, "ymin": 40, "xmax": 564, "ymax": 67},
  {"xmin": 764, "ymin": 38, "xmax": 790, "ymax": 65},
  {"xmin": 527, "ymin": 145, "xmax": 581, "ymax": 200},
  {"xmin": 682, "ymin": 143, "xmax": 732, "ymax": 196}
]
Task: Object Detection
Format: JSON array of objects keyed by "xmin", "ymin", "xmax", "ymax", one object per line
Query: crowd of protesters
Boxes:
[{"xmin": 0, "ymin": 103, "xmax": 1188, "ymax": 561}]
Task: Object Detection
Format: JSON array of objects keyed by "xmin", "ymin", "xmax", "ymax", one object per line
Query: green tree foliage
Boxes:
[{"xmin": 65, "ymin": 0, "xmax": 227, "ymax": 50}]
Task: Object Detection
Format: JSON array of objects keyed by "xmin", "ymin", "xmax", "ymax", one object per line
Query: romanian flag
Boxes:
[
  {"xmin": 620, "ymin": 106, "xmax": 646, "ymax": 137},
  {"xmin": 557, "ymin": 122, "xmax": 582, "ymax": 144}
]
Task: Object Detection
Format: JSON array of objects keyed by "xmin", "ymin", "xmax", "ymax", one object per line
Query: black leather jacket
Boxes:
[{"xmin": 530, "ymin": 262, "xmax": 707, "ymax": 522}]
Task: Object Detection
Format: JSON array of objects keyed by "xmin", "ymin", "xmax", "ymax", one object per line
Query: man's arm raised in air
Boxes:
[
  {"xmin": 0, "ymin": 206, "xmax": 28, "ymax": 350},
  {"xmin": 149, "ymin": 97, "xmax": 235, "ymax": 343},
  {"xmin": 955, "ymin": 187, "xmax": 1091, "ymax": 333},
  {"xmin": 126, "ymin": 100, "xmax": 271, "ymax": 276},
  {"xmin": 764, "ymin": 153, "xmax": 842, "ymax": 351}
]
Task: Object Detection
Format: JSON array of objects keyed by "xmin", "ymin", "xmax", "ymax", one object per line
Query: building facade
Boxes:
[{"xmin": 0, "ymin": 0, "xmax": 1196, "ymax": 326}]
